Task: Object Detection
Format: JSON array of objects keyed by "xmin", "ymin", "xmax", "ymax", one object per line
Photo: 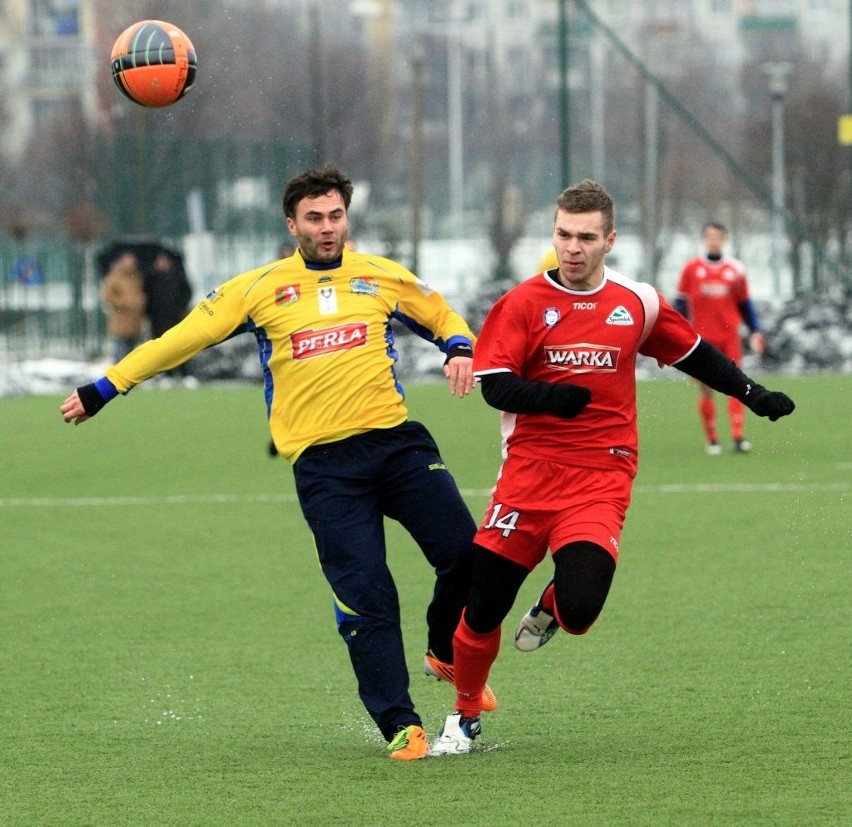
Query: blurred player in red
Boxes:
[
  {"xmin": 429, "ymin": 181, "xmax": 795, "ymax": 755},
  {"xmin": 675, "ymin": 222, "xmax": 765, "ymax": 454}
]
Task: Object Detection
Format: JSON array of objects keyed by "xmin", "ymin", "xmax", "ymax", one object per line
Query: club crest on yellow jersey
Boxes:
[
  {"xmin": 350, "ymin": 276, "xmax": 380, "ymax": 297},
  {"xmin": 275, "ymin": 284, "xmax": 301, "ymax": 306}
]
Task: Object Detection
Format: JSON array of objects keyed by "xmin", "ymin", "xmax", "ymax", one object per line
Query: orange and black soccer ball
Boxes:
[{"xmin": 110, "ymin": 20, "xmax": 197, "ymax": 108}]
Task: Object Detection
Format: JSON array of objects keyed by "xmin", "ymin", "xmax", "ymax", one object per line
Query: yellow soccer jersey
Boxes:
[{"xmin": 105, "ymin": 249, "xmax": 474, "ymax": 462}]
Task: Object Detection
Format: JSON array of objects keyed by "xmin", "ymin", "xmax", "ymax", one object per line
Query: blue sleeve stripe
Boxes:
[
  {"xmin": 391, "ymin": 309, "xmax": 472, "ymax": 354},
  {"xmin": 392, "ymin": 309, "xmax": 439, "ymax": 345},
  {"xmin": 446, "ymin": 334, "xmax": 473, "ymax": 351},
  {"xmin": 738, "ymin": 299, "xmax": 760, "ymax": 332},
  {"xmin": 94, "ymin": 376, "xmax": 119, "ymax": 401}
]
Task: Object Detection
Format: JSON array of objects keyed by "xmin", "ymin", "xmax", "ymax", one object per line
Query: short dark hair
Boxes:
[
  {"xmin": 702, "ymin": 221, "xmax": 727, "ymax": 235},
  {"xmin": 555, "ymin": 179, "xmax": 615, "ymax": 235},
  {"xmin": 282, "ymin": 164, "xmax": 354, "ymax": 218}
]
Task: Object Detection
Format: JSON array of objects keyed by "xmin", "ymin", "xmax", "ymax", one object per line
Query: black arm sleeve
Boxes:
[
  {"xmin": 675, "ymin": 340, "xmax": 795, "ymax": 421},
  {"xmin": 479, "ymin": 372, "xmax": 591, "ymax": 419},
  {"xmin": 675, "ymin": 340, "xmax": 753, "ymax": 400}
]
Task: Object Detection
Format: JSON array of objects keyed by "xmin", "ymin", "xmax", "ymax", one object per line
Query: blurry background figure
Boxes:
[
  {"xmin": 143, "ymin": 249, "xmax": 196, "ymax": 384},
  {"xmin": 144, "ymin": 250, "xmax": 193, "ymax": 339},
  {"xmin": 278, "ymin": 242, "xmax": 296, "ymax": 259},
  {"xmin": 12, "ymin": 255, "xmax": 44, "ymax": 285},
  {"xmin": 344, "ymin": 238, "xmax": 357, "ymax": 252},
  {"xmin": 99, "ymin": 252, "xmax": 147, "ymax": 363},
  {"xmin": 675, "ymin": 222, "xmax": 765, "ymax": 455}
]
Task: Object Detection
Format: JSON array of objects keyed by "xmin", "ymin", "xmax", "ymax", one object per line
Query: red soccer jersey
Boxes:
[
  {"xmin": 473, "ymin": 268, "xmax": 699, "ymax": 477},
  {"xmin": 676, "ymin": 255, "xmax": 750, "ymax": 350}
]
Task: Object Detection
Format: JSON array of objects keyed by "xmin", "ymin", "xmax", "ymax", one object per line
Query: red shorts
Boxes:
[{"xmin": 474, "ymin": 454, "xmax": 632, "ymax": 570}]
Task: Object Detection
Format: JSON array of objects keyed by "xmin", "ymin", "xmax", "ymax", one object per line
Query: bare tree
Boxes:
[{"xmin": 742, "ymin": 53, "xmax": 850, "ymax": 293}]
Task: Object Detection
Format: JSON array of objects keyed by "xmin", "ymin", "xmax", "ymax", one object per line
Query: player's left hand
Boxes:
[
  {"xmin": 60, "ymin": 390, "xmax": 89, "ymax": 425},
  {"xmin": 444, "ymin": 356, "xmax": 475, "ymax": 398},
  {"xmin": 744, "ymin": 384, "xmax": 795, "ymax": 421},
  {"xmin": 749, "ymin": 332, "xmax": 765, "ymax": 355}
]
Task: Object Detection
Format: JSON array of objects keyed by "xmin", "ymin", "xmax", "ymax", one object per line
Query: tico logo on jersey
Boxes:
[
  {"xmin": 543, "ymin": 343, "xmax": 620, "ymax": 373},
  {"xmin": 291, "ymin": 322, "xmax": 368, "ymax": 360}
]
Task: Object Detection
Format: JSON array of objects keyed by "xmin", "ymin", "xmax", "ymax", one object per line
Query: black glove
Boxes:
[
  {"xmin": 268, "ymin": 439, "xmax": 279, "ymax": 457},
  {"xmin": 543, "ymin": 382, "xmax": 592, "ymax": 419},
  {"xmin": 744, "ymin": 384, "xmax": 795, "ymax": 421},
  {"xmin": 76, "ymin": 383, "xmax": 108, "ymax": 417}
]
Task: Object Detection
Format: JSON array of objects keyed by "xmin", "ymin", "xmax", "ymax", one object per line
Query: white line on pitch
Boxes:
[{"xmin": 0, "ymin": 481, "xmax": 848, "ymax": 508}]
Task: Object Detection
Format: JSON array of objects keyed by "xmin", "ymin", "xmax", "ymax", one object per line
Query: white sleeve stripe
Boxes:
[
  {"xmin": 472, "ymin": 367, "xmax": 513, "ymax": 377},
  {"xmin": 670, "ymin": 335, "xmax": 702, "ymax": 365},
  {"xmin": 634, "ymin": 281, "xmax": 660, "ymax": 348}
]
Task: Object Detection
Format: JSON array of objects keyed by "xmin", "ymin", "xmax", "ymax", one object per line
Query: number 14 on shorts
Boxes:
[{"xmin": 483, "ymin": 503, "xmax": 521, "ymax": 537}]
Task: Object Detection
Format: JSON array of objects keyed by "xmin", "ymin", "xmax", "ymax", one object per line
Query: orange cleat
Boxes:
[
  {"xmin": 388, "ymin": 724, "xmax": 429, "ymax": 761},
  {"xmin": 423, "ymin": 653, "xmax": 498, "ymax": 712}
]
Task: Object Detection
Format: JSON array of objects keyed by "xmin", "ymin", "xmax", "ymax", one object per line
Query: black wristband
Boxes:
[
  {"xmin": 444, "ymin": 343, "xmax": 473, "ymax": 365},
  {"xmin": 76, "ymin": 383, "xmax": 108, "ymax": 417}
]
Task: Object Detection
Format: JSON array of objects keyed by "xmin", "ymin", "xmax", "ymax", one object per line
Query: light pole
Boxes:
[
  {"xmin": 558, "ymin": 0, "xmax": 570, "ymax": 186},
  {"xmin": 350, "ymin": 1, "xmax": 464, "ymax": 242},
  {"xmin": 308, "ymin": 0, "xmax": 326, "ymax": 164},
  {"xmin": 447, "ymin": 3, "xmax": 464, "ymax": 235},
  {"xmin": 411, "ymin": 47, "xmax": 424, "ymax": 275},
  {"xmin": 764, "ymin": 62, "xmax": 792, "ymax": 298},
  {"xmin": 415, "ymin": 4, "xmax": 466, "ymax": 236}
]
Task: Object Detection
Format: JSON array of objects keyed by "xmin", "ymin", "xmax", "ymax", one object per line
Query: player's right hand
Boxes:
[{"xmin": 545, "ymin": 382, "xmax": 592, "ymax": 419}]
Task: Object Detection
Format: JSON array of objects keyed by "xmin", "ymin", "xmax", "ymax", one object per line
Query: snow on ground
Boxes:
[{"xmin": 0, "ymin": 357, "xmax": 111, "ymax": 399}]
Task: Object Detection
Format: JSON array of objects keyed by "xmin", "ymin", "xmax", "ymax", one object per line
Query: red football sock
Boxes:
[
  {"xmin": 728, "ymin": 397, "xmax": 745, "ymax": 441},
  {"xmin": 452, "ymin": 612, "xmax": 501, "ymax": 719},
  {"xmin": 539, "ymin": 581, "xmax": 555, "ymax": 614},
  {"xmin": 699, "ymin": 396, "xmax": 717, "ymax": 443}
]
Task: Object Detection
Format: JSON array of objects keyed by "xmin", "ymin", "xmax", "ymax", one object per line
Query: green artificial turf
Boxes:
[{"xmin": 1, "ymin": 374, "xmax": 848, "ymax": 825}]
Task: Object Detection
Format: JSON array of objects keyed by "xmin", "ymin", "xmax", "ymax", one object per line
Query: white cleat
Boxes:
[
  {"xmin": 514, "ymin": 579, "xmax": 559, "ymax": 651},
  {"xmin": 430, "ymin": 712, "xmax": 481, "ymax": 756},
  {"xmin": 706, "ymin": 441, "xmax": 722, "ymax": 456}
]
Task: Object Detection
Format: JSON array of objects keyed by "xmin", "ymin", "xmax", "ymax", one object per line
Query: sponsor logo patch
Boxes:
[
  {"xmin": 292, "ymin": 322, "xmax": 367, "ymax": 359},
  {"xmin": 606, "ymin": 306, "xmax": 633, "ymax": 325},
  {"xmin": 275, "ymin": 284, "xmax": 300, "ymax": 306},
  {"xmin": 700, "ymin": 283, "xmax": 731, "ymax": 297},
  {"xmin": 543, "ymin": 343, "xmax": 620, "ymax": 373},
  {"xmin": 319, "ymin": 286, "xmax": 338, "ymax": 315}
]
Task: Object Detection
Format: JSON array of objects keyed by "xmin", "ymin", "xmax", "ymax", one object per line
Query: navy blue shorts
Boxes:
[{"xmin": 293, "ymin": 420, "xmax": 476, "ymax": 629}]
